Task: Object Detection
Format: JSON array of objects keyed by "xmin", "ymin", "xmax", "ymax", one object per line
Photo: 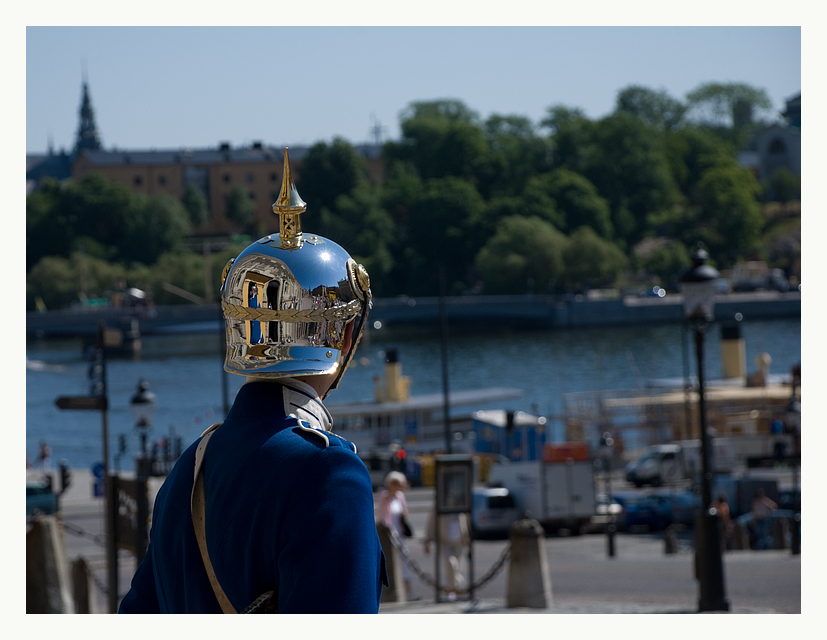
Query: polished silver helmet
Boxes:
[{"xmin": 219, "ymin": 148, "xmax": 372, "ymax": 395}]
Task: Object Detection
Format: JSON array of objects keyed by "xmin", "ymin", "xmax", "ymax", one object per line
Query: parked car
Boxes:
[
  {"xmin": 26, "ymin": 479, "xmax": 58, "ymax": 517},
  {"xmin": 613, "ymin": 491, "xmax": 698, "ymax": 532},
  {"xmin": 472, "ymin": 487, "xmax": 521, "ymax": 539}
]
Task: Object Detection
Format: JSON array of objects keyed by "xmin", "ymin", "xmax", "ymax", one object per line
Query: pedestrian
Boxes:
[
  {"xmin": 37, "ymin": 440, "xmax": 51, "ymax": 475},
  {"xmin": 424, "ymin": 505, "xmax": 471, "ymax": 600},
  {"xmin": 750, "ymin": 488, "xmax": 777, "ymax": 550},
  {"xmin": 119, "ymin": 148, "xmax": 386, "ymax": 614},
  {"xmin": 713, "ymin": 493, "xmax": 733, "ymax": 551},
  {"xmin": 377, "ymin": 471, "xmax": 418, "ymax": 600}
]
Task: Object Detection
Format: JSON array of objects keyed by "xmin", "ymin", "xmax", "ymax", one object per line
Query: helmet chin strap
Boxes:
[{"xmin": 324, "ymin": 296, "xmax": 371, "ymax": 399}]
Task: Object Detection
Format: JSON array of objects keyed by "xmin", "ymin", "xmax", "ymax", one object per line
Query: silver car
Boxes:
[{"xmin": 472, "ymin": 487, "xmax": 521, "ymax": 539}]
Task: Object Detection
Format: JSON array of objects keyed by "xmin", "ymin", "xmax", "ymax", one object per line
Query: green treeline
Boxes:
[{"xmin": 26, "ymin": 83, "xmax": 801, "ymax": 311}]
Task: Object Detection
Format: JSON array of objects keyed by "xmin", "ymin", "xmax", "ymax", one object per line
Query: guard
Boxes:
[{"xmin": 119, "ymin": 148, "xmax": 387, "ymax": 613}]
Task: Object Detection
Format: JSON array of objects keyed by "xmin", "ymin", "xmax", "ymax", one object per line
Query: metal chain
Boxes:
[
  {"xmin": 63, "ymin": 521, "xmax": 105, "ymax": 546},
  {"xmin": 76, "ymin": 555, "xmax": 109, "ymax": 596},
  {"xmin": 387, "ymin": 528, "xmax": 511, "ymax": 596}
]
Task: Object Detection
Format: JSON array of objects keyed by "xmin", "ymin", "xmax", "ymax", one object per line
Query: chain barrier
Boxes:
[
  {"xmin": 63, "ymin": 521, "xmax": 105, "ymax": 546},
  {"xmin": 77, "ymin": 555, "xmax": 109, "ymax": 597},
  {"xmin": 387, "ymin": 528, "xmax": 511, "ymax": 596}
]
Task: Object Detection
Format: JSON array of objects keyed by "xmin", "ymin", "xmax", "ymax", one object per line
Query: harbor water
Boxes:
[{"xmin": 26, "ymin": 318, "xmax": 801, "ymax": 471}]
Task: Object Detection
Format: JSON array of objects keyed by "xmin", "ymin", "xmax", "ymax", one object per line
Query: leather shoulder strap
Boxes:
[{"xmin": 190, "ymin": 423, "xmax": 237, "ymax": 614}]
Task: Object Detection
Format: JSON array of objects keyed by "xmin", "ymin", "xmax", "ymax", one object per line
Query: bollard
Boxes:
[
  {"xmin": 376, "ymin": 522, "xmax": 406, "ymax": 603},
  {"xmin": 664, "ymin": 526, "xmax": 678, "ymax": 554},
  {"xmin": 606, "ymin": 523, "xmax": 616, "ymax": 557},
  {"xmin": 506, "ymin": 518, "xmax": 552, "ymax": 609},
  {"xmin": 26, "ymin": 515, "xmax": 74, "ymax": 613},
  {"xmin": 71, "ymin": 557, "xmax": 99, "ymax": 614}
]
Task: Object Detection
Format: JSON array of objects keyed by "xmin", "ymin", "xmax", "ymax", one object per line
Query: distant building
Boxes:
[
  {"xmin": 739, "ymin": 92, "xmax": 801, "ymax": 182},
  {"xmin": 27, "ymin": 80, "xmax": 385, "ymax": 236}
]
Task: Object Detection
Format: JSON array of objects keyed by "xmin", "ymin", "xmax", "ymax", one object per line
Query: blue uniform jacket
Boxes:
[{"xmin": 119, "ymin": 379, "xmax": 387, "ymax": 613}]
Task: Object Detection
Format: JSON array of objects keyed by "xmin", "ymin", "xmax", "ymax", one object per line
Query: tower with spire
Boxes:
[{"xmin": 75, "ymin": 77, "xmax": 102, "ymax": 153}]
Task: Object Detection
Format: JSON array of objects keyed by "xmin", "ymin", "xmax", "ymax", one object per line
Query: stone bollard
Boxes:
[
  {"xmin": 664, "ymin": 526, "xmax": 678, "ymax": 554},
  {"xmin": 376, "ymin": 522, "xmax": 406, "ymax": 603},
  {"xmin": 506, "ymin": 517, "xmax": 552, "ymax": 609},
  {"xmin": 71, "ymin": 557, "xmax": 99, "ymax": 614},
  {"xmin": 26, "ymin": 515, "xmax": 74, "ymax": 613}
]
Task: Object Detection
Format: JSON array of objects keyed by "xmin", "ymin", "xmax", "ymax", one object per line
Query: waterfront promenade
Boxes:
[
  {"xmin": 50, "ymin": 469, "xmax": 802, "ymax": 614},
  {"xmin": 26, "ymin": 290, "xmax": 800, "ymax": 338}
]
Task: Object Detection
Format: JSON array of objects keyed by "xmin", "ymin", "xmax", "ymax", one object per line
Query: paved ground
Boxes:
[{"xmin": 45, "ymin": 470, "xmax": 802, "ymax": 614}]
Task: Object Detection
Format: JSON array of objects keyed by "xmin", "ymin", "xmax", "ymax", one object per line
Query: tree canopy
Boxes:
[{"xmin": 27, "ymin": 81, "xmax": 795, "ymax": 310}]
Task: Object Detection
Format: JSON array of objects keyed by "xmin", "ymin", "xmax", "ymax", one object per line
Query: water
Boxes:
[{"xmin": 26, "ymin": 318, "xmax": 801, "ymax": 470}]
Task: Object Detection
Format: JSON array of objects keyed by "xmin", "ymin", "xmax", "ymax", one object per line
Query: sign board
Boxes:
[
  {"xmin": 92, "ymin": 478, "xmax": 105, "ymax": 498},
  {"xmin": 55, "ymin": 395, "xmax": 107, "ymax": 411},
  {"xmin": 435, "ymin": 455, "xmax": 473, "ymax": 514},
  {"xmin": 91, "ymin": 462, "xmax": 105, "ymax": 479},
  {"xmin": 114, "ymin": 477, "xmax": 148, "ymax": 554}
]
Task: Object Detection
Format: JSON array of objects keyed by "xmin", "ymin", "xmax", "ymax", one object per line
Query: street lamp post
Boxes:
[
  {"xmin": 130, "ymin": 379, "xmax": 156, "ymax": 477},
  {"xmin": 679, "ymin": 243, "xmax": 729, "ymax": 613},
  {"xmin": 785, "ymin": 397, "xmax": 801, "ymax": 555},
  {"xmin": 600, "ymin": 432, "xmax": 616, "ymax": 557}
]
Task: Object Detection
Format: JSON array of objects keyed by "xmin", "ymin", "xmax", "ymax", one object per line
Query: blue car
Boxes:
[{"xmin": 26, "ymin": 479, "xmax": 58, "ymax": 517}]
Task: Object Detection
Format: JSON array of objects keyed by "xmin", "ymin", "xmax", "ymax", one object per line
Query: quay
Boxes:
[
  {"xmin": 35, "ymin": 469, "xmax": 802, "ymax": 614},
  {"xmin": 26, "ymin": 291, "xmax": 800, "ymax": 339}
]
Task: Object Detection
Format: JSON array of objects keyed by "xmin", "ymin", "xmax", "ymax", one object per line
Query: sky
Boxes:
[{"xmin": 25, "ymin": 25, "xmax": 802, "ymax": 155}]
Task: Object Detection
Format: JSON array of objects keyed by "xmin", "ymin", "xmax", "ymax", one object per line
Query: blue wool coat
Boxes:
[{"xmin": 119, "ymin": 379, "xmax": 386, "ymax": 613}]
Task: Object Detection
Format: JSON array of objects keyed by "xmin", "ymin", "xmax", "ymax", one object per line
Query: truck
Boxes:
[
  {"xmin": 487, "ymin": 460, "xmax": 596, "ymax": 534},
  {"xmin": 624, "ymin": 441, "xmax": 703, "ymax": 487}
]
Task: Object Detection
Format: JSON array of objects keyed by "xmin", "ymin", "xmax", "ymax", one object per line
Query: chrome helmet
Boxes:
[{"xmin": 220, "ymin": 148, "xmax": 372, "ymax": 396}]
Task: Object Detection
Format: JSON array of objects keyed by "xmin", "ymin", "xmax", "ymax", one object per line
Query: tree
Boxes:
[
  {"xmin": 297, "ymin": 137, "xmax": 368, "ymax": 230},
  {"xmin": 27, "ymin": 252, "xmax": 128, "ymax": 310},
  {"xmin": 483, "ymin": 114, "xmax": 552, "ymax": 197},
  {"xmin": 474, "ymin": 216, "xmax": 567, "ymax": 294},
  {"xmin": 181, "ymin": 184, "xmax": 209, "ymax": 227},
  {"xmin": 640, "ymin": 240, "xmax": 691, "ymax": 290},
  {"xmin": 767, "ymin": 167, "xmax": 801, "ymax": 203},
  {"xmin": 122, "ymin": 194, "xmax": 191, "ymax": 265},
  {"xmin": 686, "ymin": 82, "xmax": 774, "ymax": 148},
  {"xmin": 224, "ymin": 186, "xmax": 255, "ymax": 230},
  {"xmin": 693, "ymin": 164, "xmax": 764, "ymax": 265},
  {"xmin": 615, "ymin": 85, "xmax": 687, "ymax": 131},
  {"xmin": 561, "ymin": 226, "xmax": 628, "ymax": 291},
  {"xmin": 581, "ymin": 113, "xmax": 680, "ymax": 248},
  {"xmin": 527, "ymin": 169, "xmax": 613, "ymax": 238},
  {"xmin": 401, "ymin": 176, "xmax": 487, "ymax": 295},
  {"xmin": 384, "ymin": 99, "xmax": 490, "ymax": 185},
  {"xmin": 541, "ymin": 104, "xmax": 592, "ymax": 172}
]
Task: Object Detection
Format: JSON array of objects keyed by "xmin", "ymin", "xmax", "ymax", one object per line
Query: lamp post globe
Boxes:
[
  {"xmin": 678, "ymin": 243, "xmax": 728, "ymax": 612},
  {"xmin": 130, "ymin": 379, "xmax": 156, "ymax": 458}
]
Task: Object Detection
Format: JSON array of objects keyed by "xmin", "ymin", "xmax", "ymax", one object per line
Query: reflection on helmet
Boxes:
[{"xmin": 220, "ymin": 148, "xmax": 371, "ymax": 394}]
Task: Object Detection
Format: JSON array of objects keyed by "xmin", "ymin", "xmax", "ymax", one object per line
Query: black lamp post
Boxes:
[
  {"xmin": 679, "ymin": 243, "xmax": 729, "ymax": 613},
  {"xmin": 600, "ymin": 432, "xmax": 616, "ymax": 557},
  {"xmin": 130, "ymin": 379, "xmax": 156, "ymax": 476},
  {"xmin": 785, "ymin": 397, "xmax": 801, "ymax": 555}
]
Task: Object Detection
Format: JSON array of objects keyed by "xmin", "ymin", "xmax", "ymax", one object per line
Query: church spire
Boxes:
[{"xmin": 75, "ymin": 77, "xmax": 102, "ymax": 152}]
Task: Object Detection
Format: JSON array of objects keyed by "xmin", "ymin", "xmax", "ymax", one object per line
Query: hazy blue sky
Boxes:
[{"xmin": 26, "ymin": 26, "xmax": 801, "ymax": 154}]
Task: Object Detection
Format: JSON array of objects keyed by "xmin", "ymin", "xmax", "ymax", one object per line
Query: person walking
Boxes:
[
  {"xmin": 713, "ymin": 493, "xmax": 733, "ymax": 551},
  {"xmin": 37, "ymin": 440, "xmax": 51, "ymax": 475},
  {"xmin": 377, "ymin": 471, "xmax": 418, "ymax": 600},
  {"xmin": 424, "ymin": 505, "xmax": 471, "ymax": 600},
  {"xmin": 119, "ymin": 148, "xmax": 385, "ymax": 614},
  {"xmin": 750, "ymin": 488, "xmax": 777, "ymax": 550}
]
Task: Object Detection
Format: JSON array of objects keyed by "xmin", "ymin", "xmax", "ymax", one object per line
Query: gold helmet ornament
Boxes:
[{"xmin": 220, "ymin": 148, "xmax": 372, "ymax": 396}]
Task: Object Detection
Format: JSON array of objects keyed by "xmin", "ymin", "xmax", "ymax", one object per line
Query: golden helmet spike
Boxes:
[{"xmin": 273, "ymin": 147, "xmax": 307, "ymax": 250}]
